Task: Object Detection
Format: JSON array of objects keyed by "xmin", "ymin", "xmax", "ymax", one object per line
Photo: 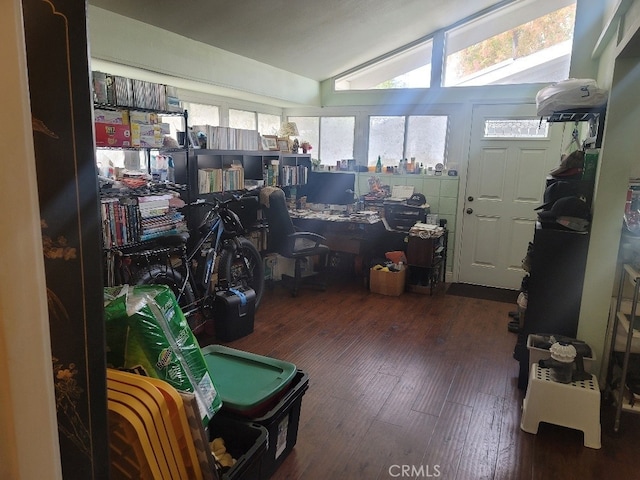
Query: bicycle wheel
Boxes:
[
  {"xmin": 219, "ymin": 238, "xmax": 265, "ymax": 308},
  {"xmin": 134, "ymin": 266, "xmax": 203, "ymax": 333}
]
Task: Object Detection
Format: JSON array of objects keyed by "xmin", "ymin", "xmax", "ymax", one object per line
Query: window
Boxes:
[
  {"xmin": 368, "ymin": 115, "xmax": 448, "ymax": 168},
  {"xmin": 333, "ymin": 0, "xmax": 576, "ymax": 90},
  {"xmin": 229, "ymin": 108, "xmax": 256, "ymax": 130},
  {"xmin": 369, "ymin": 116, "xmax": 405, "ymax": 167},
  {"xmin": 319, "ymin": 117, "xmax": 355, "ymax": 165},
  {"xmin": 444, "ymin": 3, "xmax": 576, "ymax": 87},
  {"xmin": 287, "ymin": 116, "xmax": 355, "ymax": 165},
  {"xmin": 335, "ymin": 39, "xmax": 432, "ymax": 91},
  {"xmin": 288, "ymin": 117, "xmax": 319, "ymax": 155},
  {"xmin": 184, "ymin": 102, "xmax": 220, "ymax": 127},
  {"xmin": 483, "ymin": 119, "xmax": 549, "ymax": 138},
  {"xmin": 258, "ymin": 113, "xmax": 280, "ymax": 136},
  {"xmin": 406, "ymin": 116, "xmax": 448, "ymax": 166}
]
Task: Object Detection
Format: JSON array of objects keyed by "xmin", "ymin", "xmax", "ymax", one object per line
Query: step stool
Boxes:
[{"xmin": 520, "ymin": 363, "xmax": 601, "ymax": 449}]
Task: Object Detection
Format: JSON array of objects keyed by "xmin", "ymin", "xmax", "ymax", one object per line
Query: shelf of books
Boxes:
[{"xmin": 100, "ymin": 193, "xmax": 186, "ymax": 249}]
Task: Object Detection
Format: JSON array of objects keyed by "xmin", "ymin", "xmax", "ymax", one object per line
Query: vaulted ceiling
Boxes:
[{"xmin": 88, "ymin": 0, "xmax": 507, "ymax": 82}]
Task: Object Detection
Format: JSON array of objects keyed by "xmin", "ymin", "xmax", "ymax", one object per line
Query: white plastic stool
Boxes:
[{"xmin": 520, "ymin": 363, "xmax": 601, "ymax": 449}]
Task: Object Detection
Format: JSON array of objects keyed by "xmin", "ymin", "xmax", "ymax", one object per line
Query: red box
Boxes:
[{"xmin": 94, "ymin": 122, "xmax": 132, "ymax": 147}]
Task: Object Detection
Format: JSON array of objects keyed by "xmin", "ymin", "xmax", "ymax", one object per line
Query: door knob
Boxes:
[
  {"xmin": 466, "ymin": 208, "xmax": 473, "ymax": 214},
  {"xmin": 468, "ymin": 196, "xmax": 474, "ymax": 201}
]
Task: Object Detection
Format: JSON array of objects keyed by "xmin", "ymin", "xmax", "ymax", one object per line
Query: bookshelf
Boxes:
[{"xmin": 184, "ymin": 149, "xmax": 311, "ymax": 202}]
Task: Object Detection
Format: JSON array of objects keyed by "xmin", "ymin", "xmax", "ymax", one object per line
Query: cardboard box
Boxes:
[
  {"xmin": 369, "ymin": 267, "xmax": 406, "ymax": 296},
  {"xmin": 129, "ymin": 110, "xmax": 158, "ymax": 125},
  {"xmin": 131, "ymin": 123, "xmax": 163, "ymax": 148},
  {"xmin": 94, "ymin": 122, "xmax": 131, "ymax": 147},
  {"xmin": 94, "ymin": 108, "xmax": 128, "ymax": 124}
]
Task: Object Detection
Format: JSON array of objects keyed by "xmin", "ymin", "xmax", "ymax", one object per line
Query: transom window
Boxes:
[
  {"xmin": 334, "ymin": 0, "xmax": 576, "ymax": 90},
  {"xmin": 483, "ymin": 119, "xmax": 549, "ymax": 138}
]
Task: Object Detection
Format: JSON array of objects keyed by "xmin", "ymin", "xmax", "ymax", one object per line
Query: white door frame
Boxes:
[{"xmin": 454, "ymin": 102, "xmax": 566, "ymax": 289}]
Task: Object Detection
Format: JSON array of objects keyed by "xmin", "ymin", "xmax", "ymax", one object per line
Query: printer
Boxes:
[{"xmin": 383, "ymin": 186, "xmax": 430, "ymax": 231}]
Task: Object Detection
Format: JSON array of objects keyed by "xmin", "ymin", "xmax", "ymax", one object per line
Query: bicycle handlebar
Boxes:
[{"xmin": 188, "ymin": 189, "xmax": 255, "ymax": 209}]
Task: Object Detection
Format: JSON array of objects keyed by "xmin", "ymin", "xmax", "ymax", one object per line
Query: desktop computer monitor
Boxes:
[
  {"xmin": 299, "ymin": 171, "xmax": 355, "ymax": 205},
  {"xmin": 243, "ymin": 156, "xmax": 264, "ymax": 180}
]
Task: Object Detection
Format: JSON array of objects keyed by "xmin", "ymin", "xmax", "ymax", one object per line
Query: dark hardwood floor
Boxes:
[{"xmin": 200, "ymin": 276, "xmax": 640, "ymax": 480}]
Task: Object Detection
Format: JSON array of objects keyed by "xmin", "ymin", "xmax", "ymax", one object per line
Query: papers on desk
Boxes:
[
  {"xmin": 289, "ymin": 209, "xmax": 381, "ymax": 224},
  {"xmin": 409, "ymin": 222, "xmax": 445, "ymax": 238},
  {"xmin": 385, "ymin": 185, "xmax": 415, "ymax": 202},
  {"xmin": 350, "ymin": 210, "xmax": 381, "ymax": 224}
]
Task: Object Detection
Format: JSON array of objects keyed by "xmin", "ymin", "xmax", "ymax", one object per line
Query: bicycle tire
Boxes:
[
  {"xmin": 134, "ymin": 266, "xmax": 203, "ymax": 332},
  {"xmin": 219, "ymin": 238, "xmax": 265, "ymax": 308}
]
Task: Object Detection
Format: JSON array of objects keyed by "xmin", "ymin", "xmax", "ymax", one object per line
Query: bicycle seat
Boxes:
[{"xmin": 154, "ymin": 233, "xmax": 189, "ymax": 247}]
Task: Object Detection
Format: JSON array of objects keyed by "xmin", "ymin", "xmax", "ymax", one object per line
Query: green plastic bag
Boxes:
[{"xmin": 104, "ymin": 284, "xmax": 222, "ymax": 426}]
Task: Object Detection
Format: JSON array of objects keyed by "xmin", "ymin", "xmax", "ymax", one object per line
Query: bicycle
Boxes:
[{"xmin": 110, "ymin": 192, "xmax": 265, "ymax": 335}]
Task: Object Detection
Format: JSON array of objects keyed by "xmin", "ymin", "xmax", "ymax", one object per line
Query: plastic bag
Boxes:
[
  {"xmin": 536, "ymin": 78, "xmax": 608, "ymax": 116},
  {"xmin": 104, "ymin": 284, "xmax": 222, "ymax": 426}
]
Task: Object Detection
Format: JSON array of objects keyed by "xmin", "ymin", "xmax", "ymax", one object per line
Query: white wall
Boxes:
[
  {"xmin": 580, "ymin": 0, "xmax": 640, "ymax": 378},
  {"xmin": 88, "ymin": 6, "xmax": 321, "ymax": 108}
]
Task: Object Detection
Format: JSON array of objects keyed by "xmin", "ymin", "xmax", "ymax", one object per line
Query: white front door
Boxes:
[{"xmin": 458, "ymin": 104, "xmax": 564, "ymax": 289}]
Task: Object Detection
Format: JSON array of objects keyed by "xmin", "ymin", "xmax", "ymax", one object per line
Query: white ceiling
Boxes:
[{"xmin": 87, "ymin": 0, "xmax": 507, "ymax": 82}]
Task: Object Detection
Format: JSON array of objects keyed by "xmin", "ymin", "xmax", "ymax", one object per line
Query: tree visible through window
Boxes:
[
  {"xmin": 334, "ymin": 1, "xmax": 576, "ymax": 90},
  {"xmin": 445, "ymin": 4, "xmax": 576, "ymax": 86}
]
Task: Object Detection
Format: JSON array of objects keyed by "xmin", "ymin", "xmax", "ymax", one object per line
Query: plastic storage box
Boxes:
[
  {"xmin": 527, "ymin": 334, "xmax": 595, "ymax": 373},
  {"xmin": 224, "ymin": 369, "xmax": 309, "ymax": 480},
  {"xmin": 208, "ymin": 413, "xmax": 268, "ymax": 480},
  {"xmin": 213, "ymin": 287, "xmax": 256, "ymax": 342},
  {"xmin": 201, "ymin": 345, "xmax": 297, "ymax": 418}
]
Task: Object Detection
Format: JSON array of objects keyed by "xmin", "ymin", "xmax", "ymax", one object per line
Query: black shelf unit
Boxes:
[
  {"xmin": 514, "ymin": 107, "xmax": 602, "ymax": 389},
  {"xmin": 544, "ymin": 106, "xmax": 606, "ymax": 148},
  {"xmin": 182, "ymin": 149, "xmax": 311, "ymax": 201},
  {"xmin": 178, "ymin": 149, "xmax": 310, "ymax": 232},
  {"xmin": 514, "ymin": 224, "xmax": 591, "ymax": 389},
  {"xmin": 405, "ymin": 229, "xmax": 448, "ymax": 295}
]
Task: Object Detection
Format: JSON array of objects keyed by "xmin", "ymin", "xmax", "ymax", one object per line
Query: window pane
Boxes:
[
  {"xmin": 484, "ymin": 119, "xmax": 549, "ymax": 138},
  {"xmin": 184, "ymin": 102, "xmax": 219, "ymax": 126},
  {"xmin": 258, "ymin": 113, "xmax": 280, "ymax": 136},
  {"xmin": 229, "ymin": 108, "xmax": 256, "ymax": 130},
  {"xmin": 288, "ymin": 116, "xmax": 319, "ymax": 158},
  {"xmin": 320, "ymin": 117, "xmax": 355, "ymax": 165},
  {"xmin": 444, "ymin": 3, "xmax": 576, "ymax": 87},
  {"xmin": 368, "ymin": 116, "xmax": 405, "ymax": 167},
  {"xmin": 406, "ymin": 116, "xmax": 448, "ymax": 168},
  {"xmin": 96, "ymin": 150, "xmax": 145, "ymax": 177},
  {"xmin": 335, "ymin": 39, "xmax": 432, "ymax": 90}
]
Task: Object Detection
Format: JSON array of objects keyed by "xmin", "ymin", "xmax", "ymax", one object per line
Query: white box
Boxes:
[{"xmin": 94, "ymin": 109, "xmax": 128, "ymax": 124}]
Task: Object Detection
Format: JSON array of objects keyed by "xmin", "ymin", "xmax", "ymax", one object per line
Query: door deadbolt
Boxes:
[
  {"xmin": 468, "ymin": 196, "xmax": 474, "ymax": 201},
  {"xmin": 466, "ymin": 208, "xmax": 473, "ymax": 214}
]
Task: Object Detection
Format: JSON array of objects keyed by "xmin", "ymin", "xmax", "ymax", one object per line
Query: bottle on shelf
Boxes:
[{"xmin": 375, "ymin": 155, "xmax": 382, "ymax": 173}]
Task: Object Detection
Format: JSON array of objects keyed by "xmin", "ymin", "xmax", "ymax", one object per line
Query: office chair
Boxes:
[{"xmin": 260, "ymin": 187, "xmax": 330, "ymax": 296}]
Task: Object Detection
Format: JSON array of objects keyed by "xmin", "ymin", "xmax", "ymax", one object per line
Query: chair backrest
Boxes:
[{"xmin": 260, "ymin": 187, "xmax": 296, "ymax": 256}]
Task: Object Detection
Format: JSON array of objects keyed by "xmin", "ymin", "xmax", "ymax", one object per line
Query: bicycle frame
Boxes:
[
  {"xmin": 186, "ymin": 208, "xmax": 225, "ymax": 300},
  {"xmin": 112, "ymin": 193, "xmax": 264, "ymax": 334}
]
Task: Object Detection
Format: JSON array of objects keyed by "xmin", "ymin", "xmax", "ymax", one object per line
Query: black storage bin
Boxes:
[
  {"xmin": 208, "ymin": 413, "xmax": 268, "ymax": 480},
  {"xmin": 223, "ymin": 369, "xmax": 309, "ymax": 480},
  {"xmin": 213, "ymin": 287, "xmax": 256, "ymax": 341}
]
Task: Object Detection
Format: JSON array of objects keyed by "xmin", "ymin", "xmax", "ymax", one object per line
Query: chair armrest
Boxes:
[{"xmin": 286, "ymin": 231, "xmax": 327, "ymax": 254}]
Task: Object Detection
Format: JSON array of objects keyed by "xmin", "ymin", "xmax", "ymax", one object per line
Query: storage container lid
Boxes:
[{"xmin": 201, "ymin": 345, "xmax": 297, "ymax": 412}]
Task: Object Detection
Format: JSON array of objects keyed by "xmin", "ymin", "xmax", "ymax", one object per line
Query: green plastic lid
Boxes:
[{"xmin": 201, "ymin": 345, "xmax": 297, "ymax": 413}]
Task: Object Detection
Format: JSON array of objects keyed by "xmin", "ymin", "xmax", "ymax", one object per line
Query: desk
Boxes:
[{"xmin": 289, "ymin": 209, "xmax": 403, "ymax": 275}]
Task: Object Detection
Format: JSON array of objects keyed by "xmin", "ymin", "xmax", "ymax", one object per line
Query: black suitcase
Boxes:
[{"xmin": 213, "ymin": 287, "xmax": 256, "ymax": 341}]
